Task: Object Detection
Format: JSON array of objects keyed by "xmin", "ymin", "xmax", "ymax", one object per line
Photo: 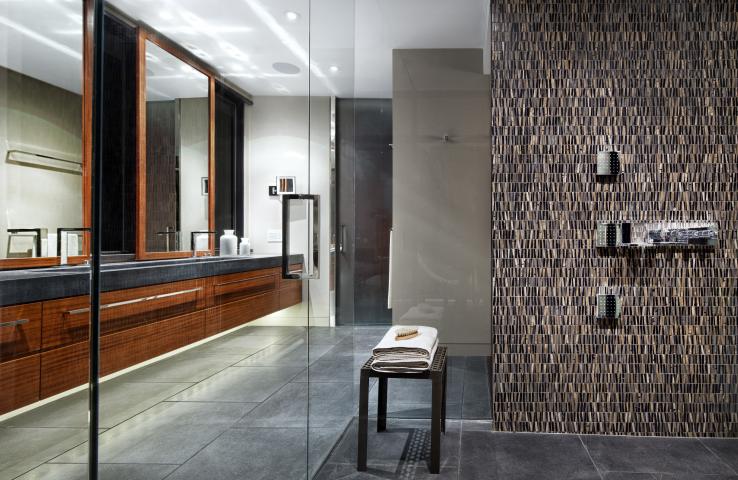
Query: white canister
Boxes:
[
  {"xmin": 220, "ymin": 230, "xmax": 238, "ymax": 256},
  {"xmin": 239, "ymin": 237, "xmax": 251, "ymax": 256}
]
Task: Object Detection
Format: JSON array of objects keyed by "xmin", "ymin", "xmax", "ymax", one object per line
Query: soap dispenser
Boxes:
[
  {"xmin": 220, "ymin": 230, "xmax": 238, "ymax": 256},
  {"xmin": 239, "ymin": 237, "xmax": 251, "ymax": 256}
]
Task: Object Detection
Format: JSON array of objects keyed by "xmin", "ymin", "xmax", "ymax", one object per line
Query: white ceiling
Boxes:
[
  {"xmin": 0, "ymin": 0, "xmax": 488, "ymax": 98},
  {"xmin": 145, "ymin": 40, "xmax": 209, "ymax": 101}
]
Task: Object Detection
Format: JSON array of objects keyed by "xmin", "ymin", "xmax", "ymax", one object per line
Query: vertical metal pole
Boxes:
[{"xmin": 89, "ymin": 0, "xmax": 104, "ymax": 477}]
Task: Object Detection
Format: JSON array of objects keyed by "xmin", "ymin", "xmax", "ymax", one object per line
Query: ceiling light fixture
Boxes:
[
  {"xmin": 329, "ymin": 65, "xmax": 339, "ymax": 74},
  {"xmin": 284, "ymin": 11, "xmax": 300, "ymax": 22}
]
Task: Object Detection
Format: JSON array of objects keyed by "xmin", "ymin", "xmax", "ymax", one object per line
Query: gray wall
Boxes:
[
  {"xmin": 392, "ymin": 49, "xmax": 491, "ymax": 355},
  {"xmin": 0, "ymin": 66, "xmax": 83, "ymax": 258}
]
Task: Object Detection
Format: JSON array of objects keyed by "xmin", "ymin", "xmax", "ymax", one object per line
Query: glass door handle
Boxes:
[{"xmin": 282, "ymin": 194, "xmax": 320, "ymax": 280}]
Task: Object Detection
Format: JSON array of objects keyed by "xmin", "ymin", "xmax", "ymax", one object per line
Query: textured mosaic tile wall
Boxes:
[{"xmin": 489, "ymin": 0, "xmax": 738, "ymax": 436}]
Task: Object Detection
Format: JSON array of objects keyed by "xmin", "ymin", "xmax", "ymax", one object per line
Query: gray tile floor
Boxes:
[
  {"xmin": 0, "ymin": 325, "xmax": 491, "ymax": 480},
  {"xmin": 316, "ymin": 419, "xmax": 738, "ymax": 480}
]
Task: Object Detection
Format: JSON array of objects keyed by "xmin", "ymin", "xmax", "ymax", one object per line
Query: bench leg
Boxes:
[
  {"xmin": 441, "ymin": 364, "xmax": 447, "ymax": 434},
  {"xmin": 358, "ymin": 370, "xmax": 369, "ymax": 471},
  {"xmin": 431, "ymin": 373, "xmax": 442, "ymax": 474},
  {"xmin": 377, "ymin": 377, "xmax": 388, "ymax": 432}
]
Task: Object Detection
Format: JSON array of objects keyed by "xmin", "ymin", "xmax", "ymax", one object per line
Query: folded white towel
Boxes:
[{"xmin": 371, "ymin": 326, "xmax": 438, "ymax": 373}]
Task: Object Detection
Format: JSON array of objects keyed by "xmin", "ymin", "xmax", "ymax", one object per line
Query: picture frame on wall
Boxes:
[{"xmin": 276, "ymin": 176, "xmax": 296, "ymax": 195}]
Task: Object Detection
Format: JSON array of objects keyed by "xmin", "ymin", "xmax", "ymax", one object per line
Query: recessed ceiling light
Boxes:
[
  {"xmin": 284, "ymin": 11, "xmax": 300, "ymax": 22},
  {"xmin": 329, "ymin": 65, "xmax": 339, "ymax": 74},
  {"xmin": 272, "ymin": 62, "xmax": 301, "ymax": 75}
]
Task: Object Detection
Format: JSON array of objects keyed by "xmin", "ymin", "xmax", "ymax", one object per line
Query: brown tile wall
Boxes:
[{"xmin": 489, "ymin": 0, "xmax": 738, "ymax": 436}]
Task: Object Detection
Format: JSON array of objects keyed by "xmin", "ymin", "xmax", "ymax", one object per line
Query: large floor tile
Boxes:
[
  {"xmin": 237, "ymin": 382, "xmax": 356, "ymax": 428},
  {"xmin": 238, "ymin": 326, "xmax": 307, "ymax": 337},
  {"xmin": 700, "ymin": 438, "xmax": 738, "ymax": 474},
  {"xmin": 15, "ymin": 463, "xmax": 177, "ymax": 480},
  {"xmin": 166, "ymin": 427, "xmax": 338, "ymax": 480},
  {"xmin": 459, "ymin": 431, "xmax": 600, "ymax": 480},
  {"xmin": 315, "ymin": 463, "xmax": 459, "ymax": 479},
  {"xmin": 191, "ymin": 334, "xmax": 283, "ymax": 356},
  {"xmin": 235, "ymin": 342, "xmax": 335, "ymax": 367},
  {"xmin": 327, "ymin": 418, "xmax": 461, "ymax": 473},
  {"xmin": 51, "ymin": 401, "xmax": 256, "ymax": 465},
  {"xmin": 582, "ymin": 435, "xmax": 735, "ymax": 476},
  {"xmin": 120, "ymin": 354, "xmax": 239, "ymax": 383},
  {"xmin": 0, "ymin": 427, "xmax": 88, "ymax": 480},
  {"xmin": 4, "ymin": 381, "xmax": 193, "ymax": 429},
  {"xmin": 168, "ymin": 366, "xmax": 303, "ymax": 402},
  {"xmin": 293, "ymin": 355, "xmax": 367, "ymax": 383}
]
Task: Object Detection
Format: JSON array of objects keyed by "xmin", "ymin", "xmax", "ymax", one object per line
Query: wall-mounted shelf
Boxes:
[{"xmin": 596, "ymin": 222, "xmax": 717, "ymax": 249}]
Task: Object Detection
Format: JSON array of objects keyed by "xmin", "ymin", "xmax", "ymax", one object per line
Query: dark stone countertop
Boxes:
[{"xmin": 0, "ymin": 254, "xmax": 302, "ymax": 307}]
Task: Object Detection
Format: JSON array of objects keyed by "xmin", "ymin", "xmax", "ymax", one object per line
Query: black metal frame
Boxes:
[
  {"xmin": 358, "ymin": 347, "xmax": 447, "ymax": 474},
  {"xmin": 89, "ymin": 0, "xmax": 104, "ymax": 478},
  {"xmin": 6, "ymin": 228, "xmax": 43, "ymax": 257},
  {"xmin": 281, "ymin": 194, "xmax": 320, "ymax": 280}
]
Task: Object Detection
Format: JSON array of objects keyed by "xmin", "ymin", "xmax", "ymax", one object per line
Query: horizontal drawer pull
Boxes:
[
  {"xmin": 65, "ymin": 287, "xmax": 202, "ymax": 315},
  {"xmin": 0, "ymin": 318, "xmax": 30, "ymax": 328}
]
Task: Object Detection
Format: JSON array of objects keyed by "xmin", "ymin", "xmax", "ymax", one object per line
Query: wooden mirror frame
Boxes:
[
  {"xmin": 0, "ymin": 0, "xmax": 93, "ymax": 270},
  {"xmin": 135, "ymin": 26, "xmax": 216, "ymax": 260}
]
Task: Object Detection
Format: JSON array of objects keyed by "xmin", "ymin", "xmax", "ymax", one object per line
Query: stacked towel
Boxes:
[{"xmin": 371, "ymin": 326, "xmax": 438, "ymax": 373}]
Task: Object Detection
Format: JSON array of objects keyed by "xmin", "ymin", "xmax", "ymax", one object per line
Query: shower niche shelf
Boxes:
[{"xmin": 596, "ymin": 222, "xmax": 717, "ymax": 249}]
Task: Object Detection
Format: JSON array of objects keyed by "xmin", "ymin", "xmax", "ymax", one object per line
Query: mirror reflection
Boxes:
[
  {"xmin": 0, "ymin": 0, "xmax": 84, "ymax": 259},
  {"xmin": 144, "ymin": 41, "xmax": 209, "ymax": 253}
]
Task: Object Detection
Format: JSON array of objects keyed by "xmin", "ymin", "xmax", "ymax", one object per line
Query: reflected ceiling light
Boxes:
[
  {"xmin": 272, "ymin": 62, "xmax": 300, "ymax": 75},
  {"xmin": 272, "ymin": 83, "xmax": 290, "ymax": 94},
  {"xmin": 284, "ymin": 11, "xmax": 300, "ymax": 22},
  {"xmin": 0, "ymin": 15, "xmax": 82, "ymax": 60},
  {"xmin": 159, "ymin": 10, "xmax": 174, "ymax": 21},
  {"xmin": 66, "ymin": 13, "xmax": 82, "ymax": 25},
  {"xmin": 329, "ymin": 65, "xmax": 339, "ymax": 74},
  {"xmin": 243, "ymin": 0, "xmax": 336, "ymax": 93},
  {"xmin": 145, "ymin": 52, "xmax": 160, "ymax": 63},
  {"xmin": 230, "ymin": 63, "xmax": 245, "ymax": 72}
]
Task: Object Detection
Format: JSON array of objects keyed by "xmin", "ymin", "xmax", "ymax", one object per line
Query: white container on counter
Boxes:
[{"xmin": 220, "ymin": 230, "xmax": 238, "ymax": 256}]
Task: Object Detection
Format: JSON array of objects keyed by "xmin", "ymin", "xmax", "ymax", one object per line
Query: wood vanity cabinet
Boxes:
[
  {"xmin": 0, "ymin": 266, "xmax": 302, "ymax": 414},
  {"xmin": 0, "ymin": 303, "xmax": 43, "ymax": 412}
]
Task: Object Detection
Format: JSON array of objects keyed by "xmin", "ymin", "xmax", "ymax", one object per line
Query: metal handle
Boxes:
[
  {"xmin": 282, "ymin": 194, "xmax": 320, "ymax": 280},
  {"xmin": 65, "ymin": 287, "xmax": 202, "ymax": 315},
  {"xmin": 0, "ymin": 318, "xmax": 29, "ymax": 328},
  {"xmin": 339, "ymin": 224, "xmax": 347, "ymax": 253}
]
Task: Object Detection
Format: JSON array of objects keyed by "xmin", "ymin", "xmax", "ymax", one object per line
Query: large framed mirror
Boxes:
[
  {"xmin": 0, "ymin": 0, "xmax": 93, "ymax": 269},
  {"xmin": 136, "ymin": 29, "xmax": 215, "ymax": 259}
]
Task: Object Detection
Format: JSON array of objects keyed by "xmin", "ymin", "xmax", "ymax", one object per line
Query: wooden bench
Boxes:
[{"xmin": 358, "ymin": 346, "xmax": 447, "ymax": 474}]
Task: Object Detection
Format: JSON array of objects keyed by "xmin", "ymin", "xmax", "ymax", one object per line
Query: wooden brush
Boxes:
[{"xmin": 395, "ymin": 327, "xmax": 419, "ymax": 341}]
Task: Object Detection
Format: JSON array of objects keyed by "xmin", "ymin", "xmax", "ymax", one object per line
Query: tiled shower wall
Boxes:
[{"xmin": 489, "ymin": 0, "xmax": 737, "ymax": 436}]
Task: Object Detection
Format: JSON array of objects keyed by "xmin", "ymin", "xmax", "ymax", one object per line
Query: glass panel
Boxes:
[
  {"xmin": 0, "ymin": 0, "xmax": 84, "ymax": 261},
  {"xmin": 144, "ymin": 41, "xmax": 209, "ymax": 253},
  {"xmin": 0, "ymin": 0, "xmax": 90, "ymax": 478},
  {"xmin": 96, "ymin": 0, "xmax": 313, "ymax": 478}
]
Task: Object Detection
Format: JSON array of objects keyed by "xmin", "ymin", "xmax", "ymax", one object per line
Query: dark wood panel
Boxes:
[
  {"xmin": 205, "ymin": 291, "xmax": 280, "ymax": 336},
  {"xmin": 42, "ymin": 279, "xmax": 206, "ymax": 349},
  {"xmin": 0, "ymin": 354, "xmax": 40, "ymax": 415},
  {"xmin": 279, "ymin": 283, "xmax": 302, "ymax": 310},
  {"xmin": 0, "ymin": 303, "xmax": 42, "ymax": 361},
  {"xmin": 213, "ymin": 273, "xmax": 277, "ymax": 305},
  {"xmin": 41, "ymin": 311, "xmax": 205, "ymax": 398}
]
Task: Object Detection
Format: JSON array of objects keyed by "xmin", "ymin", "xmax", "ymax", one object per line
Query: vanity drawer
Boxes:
[
  {"xmin": 40, "ymin": 310, "xmax": 205, "ymax": 398},
  {"xmin": 0, "ymin": 354, "xmax": 40, "ymax": 414},
  {"xmin": 42, "ymin": 279, "xmax": 206, "ymax": 349},
  {"xmin": 211, "ymin": 269, "xmax": 279, "ymax": 306},
  {"xmin": 206, "ymin": 291, "xmax": 280, "ymax": 336},
  {"xmin": 0, "ymin": 303, "xmax": 42, "ymax": 361}
]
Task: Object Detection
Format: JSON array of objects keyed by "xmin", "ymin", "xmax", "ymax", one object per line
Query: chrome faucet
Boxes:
[{"xmin": 57, "ymin": 227, "xmax": 90, "ymax": 265}]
